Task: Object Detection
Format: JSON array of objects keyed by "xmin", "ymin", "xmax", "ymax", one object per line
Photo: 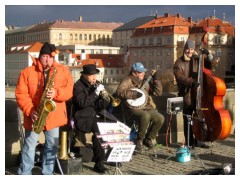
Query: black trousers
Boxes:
[{"xmin": 91, "ymin": 118, "xmax": 105, "ymax": 163}]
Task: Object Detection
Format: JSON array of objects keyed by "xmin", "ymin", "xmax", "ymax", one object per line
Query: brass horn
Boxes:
[
  {"xmin": 101, "ymin": 89, "xmax": 121, "ymax": 107},
  {"xmin": 58, "ymin": 131, "xmax": 69, "ymax": 160},
  {"xmin": 94, "ymin": 81, "xmax": 121, "ymax": 107}
]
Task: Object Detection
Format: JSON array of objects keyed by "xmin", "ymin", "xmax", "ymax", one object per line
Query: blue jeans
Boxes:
[{"xmin": 18, "ymin": 128, "xmax": 59, "ymax": 175}]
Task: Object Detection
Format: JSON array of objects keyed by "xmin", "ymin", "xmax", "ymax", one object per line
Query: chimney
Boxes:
[
  {"xmin": 188, "ymin": 17, "xmax": 192, "ymax": 23},
  {"xmin": 176, "ymin": 13, "xmax": 180, "ymax": 18},
  {"xmin": 79, "ymin": 16, "xmax": 83, "ymax": 22},
  {"xmin": 164, "ymin": 13, "xmax": 169, "ymax": 17}
]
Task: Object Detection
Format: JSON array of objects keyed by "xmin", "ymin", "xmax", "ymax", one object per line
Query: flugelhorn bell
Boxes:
[{"xmin": 101, "ymin": 89, "xmax": 121, "ymax": 107}]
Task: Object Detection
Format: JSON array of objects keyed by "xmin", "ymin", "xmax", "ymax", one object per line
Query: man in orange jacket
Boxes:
[{"xmin": 15, "ymin": 42, "xmax": 74, "ymax": 175}]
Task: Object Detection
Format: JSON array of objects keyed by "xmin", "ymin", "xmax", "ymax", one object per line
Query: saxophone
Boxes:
[{"xmin": 32, "ymin": 67, "xmax": 57, "ymax": 134}]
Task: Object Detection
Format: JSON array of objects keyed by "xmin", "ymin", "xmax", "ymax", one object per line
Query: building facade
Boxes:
[{"xmin": 6, "ymin": 18, "xmax": 123, "ymax": 51}]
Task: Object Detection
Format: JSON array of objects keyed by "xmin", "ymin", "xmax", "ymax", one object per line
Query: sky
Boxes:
[{"xmin": 5, "ymin": 5, "xmax": 235, "ymax": 27}]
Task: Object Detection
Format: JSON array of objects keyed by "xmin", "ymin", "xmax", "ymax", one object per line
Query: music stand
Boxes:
[{"xmin": 107, "ymin": 144, "xmax": 135, "ymax": 175}]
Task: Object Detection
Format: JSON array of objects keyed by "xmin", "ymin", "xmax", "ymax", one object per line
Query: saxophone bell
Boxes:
[{"xmin": 44, "ymin": 99, "xmax": 56, "ymax": 112}]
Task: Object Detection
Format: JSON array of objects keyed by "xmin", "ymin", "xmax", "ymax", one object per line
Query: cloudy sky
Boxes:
[{"xmin": 5, "ymin": 5, "xmax": 235, "ymax": 27}]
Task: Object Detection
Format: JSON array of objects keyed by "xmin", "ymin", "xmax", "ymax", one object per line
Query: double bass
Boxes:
[{"xmin": 192, "ymin": 40, "xmax": 232, "ymax": 142}]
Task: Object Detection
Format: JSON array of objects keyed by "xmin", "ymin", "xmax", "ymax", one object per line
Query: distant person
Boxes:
[
  {"xmin": 15, "ymin": 42, "xmax": 74, "ymax": 175},
  {"xmin": 173, "ymin": 39, "xmax": 214, "ymax": 149},
  {"xmin": 115, "ymin": 62, "xmax": 165, "ymax": 152}
]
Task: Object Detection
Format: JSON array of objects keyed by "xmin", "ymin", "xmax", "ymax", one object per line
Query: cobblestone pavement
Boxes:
[{"xmin": 5, "ymin": 134, "xmax": 235, "ymax": 175}]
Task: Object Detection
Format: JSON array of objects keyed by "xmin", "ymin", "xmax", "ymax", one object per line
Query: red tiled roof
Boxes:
[
  {"xmin": 194, "ymin": 17, "xmax": 234, "ymax": 35},
  {"xmin": 70, "ymin": 54, "xmax": 126, "ymax": 68},
  {"xmin": 137, "ymin": 14, "xmax": 193, "ymax": 29}
]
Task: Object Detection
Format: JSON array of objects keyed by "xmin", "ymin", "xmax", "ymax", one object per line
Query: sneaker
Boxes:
[
  {"xmin": 135, "ymin": 139, "xmax": 144, "ymax": 152},
  {"xmin": 143, "ymin": 138, "xmax": 154, "ymax": 149},
  {"xmin": 93, "ymin": 162, "xmax": 107, "ymax": 174}
]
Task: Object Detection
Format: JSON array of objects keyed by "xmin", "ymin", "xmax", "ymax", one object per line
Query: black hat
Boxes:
[
  {"xmin": 81, "ymin": 64, "xmax": 100, "ymax": 75},
  {"xmin": 39, "ymin": 42, "xmax": 59, "ymax": 57}
]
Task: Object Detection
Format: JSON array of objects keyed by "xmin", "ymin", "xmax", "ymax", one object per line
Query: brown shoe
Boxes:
[
  {"xmin": 143, "ymin": 138, "xmax": 154, "ymax": 149},
  {"xmin": 135, "ymin": 139, "xmax": 143, "ymax": 152}
]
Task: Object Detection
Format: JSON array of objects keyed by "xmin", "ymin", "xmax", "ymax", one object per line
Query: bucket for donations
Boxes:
[{"xmin": 176, "ymin": 146, "xmax": 191, "ymax": 163}]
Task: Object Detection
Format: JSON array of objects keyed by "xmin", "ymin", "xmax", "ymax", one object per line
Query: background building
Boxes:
[{"xmin": 5, "ymin": 17, "xmax": 123, "ymax": 51}]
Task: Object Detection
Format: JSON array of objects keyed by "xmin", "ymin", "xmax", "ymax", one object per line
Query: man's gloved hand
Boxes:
[
  {"xmin": 132, "ymin": 90, "xmax": 143, "ymax": 99},
  {"xmin": 200, "ymin": 48, "xmax": 213, "ymax": 61},
  {"xmin": 191, "ymin": 80, "xmax": 200, "ymax": 88},
  {"xmin": 152, "ymin": 72, "xmax": 159, "ymax": 81},
  {"xmin": 95, "ymin": 84, "xmax": 104, "ymax": 96},
  {"xmin": 200, "ymin": 48, "xmax": 210, "ymax": 55}
]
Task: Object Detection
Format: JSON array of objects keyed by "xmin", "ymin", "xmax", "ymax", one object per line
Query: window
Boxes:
[
  {"xmin": 75, "ymin": 34, "xmax": 78, "ymax": 40},
  {"xmin": 90, "ymin": 49, "xmax": 94, "ymax": 54},
  {"xmin": 157, "ymin": 49, "xmax": 162, "ymax": 56},
  {"xmin": 141, "ymin": 39, "xmax": 146, "ymax": 46},
  {"xmin": 94, "ymin": 34, "xmax": 96, "ymax": 40},
  {"xmin": 157, "ymin": 37, "xmax": 162, "ymax": 45},
  {"xmin": 134, "ymin": 39, "xmax": 138, "ymax": 46},
  {"xmin": 89, "ymin": 34, "xmax": 92, "ymax": 41},
  {"xmin": 149, "ymin": 37, "xmax": 154, "ymax": 45},
  {"xmin": 167, "ymin": 36, "xmax": 172, "ymax": 44},
  {"xmin": 141, "ymin": 50, "xmax": 146, "ymax": 56},
  {"xmin": 59, "ymin": 33, "xmax": 62, "ymax": 40},
  {"xmin": 84, "ymin": 34, "xmax": 87, "ymax": 40},
  {"xmin": 79, "ymin": 34, "xmax": 82, "ymax": 40},
  {"xmin": 166, "ymin": 49, "xmax": 171, "ymax": 56},
  {"xmin": 70, "ymin": 34, "xmax": 73, "ymax": 40},
  {"xmin": 149, "ymin": 49, "xmax": 154, "ymax": 56},
  {"xmin": 109, "ymin": 50, "xmax": 112, "ymax": 54},
  {"xmin": 105, "ymin": 69, "xmax": 107, "ymax": 74},
  {"xmin": 216, "ymin": 49, "xmax": 222, "ymax": 57},
  {"xmin": 100, "ymin": 50, "xmax": 103, "ymax": 54}
]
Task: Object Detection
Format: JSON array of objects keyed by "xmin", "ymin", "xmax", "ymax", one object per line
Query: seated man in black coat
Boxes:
[{"xmin": 72, "ymin": 64, "xmax": 109, "ymax": 173}]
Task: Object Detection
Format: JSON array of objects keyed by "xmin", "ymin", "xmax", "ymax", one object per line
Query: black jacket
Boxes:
[{"xmin": 72, "ymin": 76, "xmax": 104, "ymax": 133}]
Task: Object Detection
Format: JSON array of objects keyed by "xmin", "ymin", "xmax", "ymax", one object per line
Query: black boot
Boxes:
[
  {"xmin": 143, "ymin": 138, "xmax": 154, "ymax": 149},
  {"xmin": 93, "ymin": 162, "xmax": 107, "ymax": 173},
  {"xmin": 135, "ymin": 139, "xmax": 144, "ymax": 152}
]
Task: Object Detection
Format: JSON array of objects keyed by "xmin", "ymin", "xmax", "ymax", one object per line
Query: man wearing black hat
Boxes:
[
  {"xmin": 72, "ymin": 64, "xmax": 108, "ymax": 173},
  {"xmin": 16, "ymin": 42, "xmax": 74, "ymax": 175},
  {"xmin": 173, "ymin": 39, "xmax": 213, "ymax": 149}
]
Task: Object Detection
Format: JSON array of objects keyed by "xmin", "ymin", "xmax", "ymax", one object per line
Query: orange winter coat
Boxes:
[{"xmin": 15, "ymin": 57, "xmax": 74, "ymax": 131}]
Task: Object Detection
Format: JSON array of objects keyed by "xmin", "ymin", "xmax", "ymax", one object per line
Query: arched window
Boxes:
[
  {"xmin": 75, "ymin": 34, "xmax": 78, "ymax": 40},
  {"xmin": 94, "ymin": 34, "xmax": 96, "ymax": 40},
  {"xmin": 79, "ymin": 34, "xmax": 82, "ymax": 40},
  {"xmin": 70, "ymin": 34, "xmax": 73, "ymax": 40},
  {"xmin": 84, "ymin": 34, "xmax": 87, "ymax": 40},
  {"xmin": 89, "ymin": 34, "xmax": 92, "ymax": 41},
  {"xmin": 59, "ymin": 33, "xmax": 62, "ymax": 40}
]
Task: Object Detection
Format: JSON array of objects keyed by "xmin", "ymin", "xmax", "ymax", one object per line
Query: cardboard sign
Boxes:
[{"xmin": 107, "ymin": 144, "xmax": 135, "ymax": 162}]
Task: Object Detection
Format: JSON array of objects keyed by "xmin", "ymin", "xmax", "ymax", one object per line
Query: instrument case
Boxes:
[{"xmin": 55, "ymin": 157, "xmax": 83, "ymax": 175}]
